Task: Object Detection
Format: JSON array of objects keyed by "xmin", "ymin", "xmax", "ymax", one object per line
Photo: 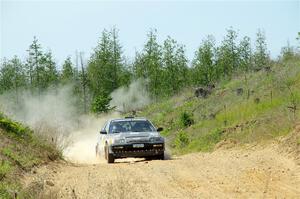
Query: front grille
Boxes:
[
  {"xmin": 112, "ymin": 143, "xmax": 164, "ymax": 152},
  {"xmin": 127, "ymin": 139, "xmax": 149, "ymax": 143},
  {"xmin": 113, "ymin": 148, "xmax": 164, "ymax": 153}
]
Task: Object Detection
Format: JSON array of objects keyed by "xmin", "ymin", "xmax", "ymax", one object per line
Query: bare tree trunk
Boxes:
[
  {"xmin": 80, "ymin": 52, "xmax": 88, "ymax": 114},
  {"xmin": 34, "ymin": 46, "xmax": 41, "ymax": 99}
]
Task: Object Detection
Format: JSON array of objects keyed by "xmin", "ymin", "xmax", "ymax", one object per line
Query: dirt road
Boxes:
[{"xmin": 24, "ymin": 143, "xmax": 300, "ymax": 199}]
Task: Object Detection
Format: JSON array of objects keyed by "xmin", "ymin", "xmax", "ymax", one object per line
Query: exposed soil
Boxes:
[{"xmin": 23, "ymin": 141, "xmax": 300, "ymax": 199}]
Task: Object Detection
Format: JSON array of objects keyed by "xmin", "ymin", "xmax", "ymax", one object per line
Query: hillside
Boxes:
[
  {"xmin": 0, "ymin": 113, "xmax": 61, "ymax": 198},
  {"xmin": 1, "ymin": 58, "xmax": 299, "ymax": 199},
  {"xmin": 139, "ymin": 58, "xmax": 300, "ymax": 154}
]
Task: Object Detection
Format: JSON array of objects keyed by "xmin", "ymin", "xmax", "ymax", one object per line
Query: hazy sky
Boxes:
[{"xmin": 1, "ymin": 0, "xmax": 299, "ymax": 65}]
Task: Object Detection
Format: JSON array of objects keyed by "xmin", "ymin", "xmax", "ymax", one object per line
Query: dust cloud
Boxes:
[
  {"xmin": 0, "ymin": 80, "xmax": 151, "ymax": 164},
  {"xmin": 63, "ymin": 112, "xmax": 120, "ymax": 164},
  {"xmin": 110, "ymin": 78, "xmax": 151, "ymax": 112}
]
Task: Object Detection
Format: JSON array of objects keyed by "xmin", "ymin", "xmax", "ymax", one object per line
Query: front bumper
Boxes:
[{"xmin": 110, "ymin": 143, "xmax": 164, "ymax": 158}]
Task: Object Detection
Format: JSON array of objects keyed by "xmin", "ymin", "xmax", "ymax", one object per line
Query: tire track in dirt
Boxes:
[{"xmin": 24, "ymin": 145, "xmax": 300, "ymax": 199}]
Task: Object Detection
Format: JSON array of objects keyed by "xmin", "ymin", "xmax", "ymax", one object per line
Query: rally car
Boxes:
[{"xmin": 95, "ymin": 117, "xmax": 165, "ymax": 163}]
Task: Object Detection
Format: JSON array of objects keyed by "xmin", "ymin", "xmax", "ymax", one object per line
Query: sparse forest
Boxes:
[
  {"xmin": 1, "ymin": 0, "xmax": 300, "ymax": 198},
  {"xmin": 0, "ymin": 28, "xmax": 299, "ymax": 114}
]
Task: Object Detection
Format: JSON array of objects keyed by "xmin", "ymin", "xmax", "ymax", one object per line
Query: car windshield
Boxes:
[{"xmin": 109, "ymin": 120, "xmax": 155, "ymax": 133}]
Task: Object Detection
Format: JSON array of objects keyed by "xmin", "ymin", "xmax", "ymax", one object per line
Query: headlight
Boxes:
[
  {"xmin": 150, "ymin": 137, "xmax": 163, "ymax": 142},
  {"xmin": 113, "ymin": 138, "xmax": 126, "ymax": 144}
]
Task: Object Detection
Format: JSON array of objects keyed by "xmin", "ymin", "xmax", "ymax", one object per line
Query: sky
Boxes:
[{"xmin": 1, "ymin": 0, "xmax": 299, "ymax": 66}]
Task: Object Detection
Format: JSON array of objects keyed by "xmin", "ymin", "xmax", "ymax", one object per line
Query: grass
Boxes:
[
  {"xmin": 0, "ymin": 113, "xmax": 62, "ymax": 199},
  {"xmin": 0, "ymin": 182, "xmax": 21, "ymax": 199},
  {"xmin": 0, "ymin": 118, "xmax": 32, "ymax": 138},
  {"xmin": 187, "ymin": 128, "xmax": 223, "ymax": 152},
  {"xmin": 2, "ymin": 147, "xmax": 40, "ymax": 170},
  {"xmin": 0, "ymin": 161, "xmax": 12, "ymax": 181},
  {"xmin": 139, "ymin": 57, "xmax": 300, "ymax": 155}
]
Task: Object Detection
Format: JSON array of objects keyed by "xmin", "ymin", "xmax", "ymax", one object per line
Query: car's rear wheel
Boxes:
[{"xmin": 105, "ymin": 144, "xmax": 115, "ymax": 164}]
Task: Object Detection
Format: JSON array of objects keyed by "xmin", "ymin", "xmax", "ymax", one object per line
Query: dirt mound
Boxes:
[
  {"xmin": 214, "ymin": 138, "xmax": 238, "ymax": 150},
  {"xmin": 278, "ymin": 124, "xmax": 300, "ymax": 164}
]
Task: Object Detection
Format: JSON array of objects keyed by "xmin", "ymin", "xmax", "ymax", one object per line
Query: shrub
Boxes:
[
  {"xmin": 203, "ymin": 128, "xmax": 223, "ymax": 144},
  {"xmin": 175, "ymin": 131, "xmax": 190, "ymax": 148},
  {"xmin": 91, "ymin": 95, "xmax": 112, "ymax": 114},
  {"xmin": 179, "ymin": 111, "xmax": 194, "ymax": 127},
  {"xmin": 0, "ymin": 118, "xmax": 32, "ymax": 138}
]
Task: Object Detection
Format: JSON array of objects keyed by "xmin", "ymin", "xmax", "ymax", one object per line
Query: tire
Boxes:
[
  {"xmin": 156, "ymin": 153, "xmax": 164, "ymax": 160},
  {"xmin": 105, "ymin": 144, "xmax": 115, "ymax": 164},
  {"xmin": 150, "ymin": 153, "xmax": 164, "ymax": 160},
  {"xmin": 145, "ymin": 157, "xmax": 153, "ymax": 161}
]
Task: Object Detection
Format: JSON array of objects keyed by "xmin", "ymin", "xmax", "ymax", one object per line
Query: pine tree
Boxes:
[
  {"xmin": 281, "ymin": 41, "xmax": 295, "ymax": 61},
  {"xmin": 0, "ymin": 58, "xmax": 13, "ymax": 92},
  {"xmin": 162, "ymin": 36, "xmax": 188, "ymax": 94},
  {"xmin": 42, "ymin": 51, "xmax": 59, "ymax": 89},
  {"xmin": 175, "ymin": 44, "xmax": 189, "ymax": 90},
  {"xmin": 216, "ymin": 28, "xmax": 238, "ymax": 77},
  {"xmin": 87, "ymin": 28, "xmax": 126, "ymax": 113},
  {"xmin": 26, "ymin": 36, "xmax": 44, "ymax": 93},
  {"xmin": 133, "ymin": 51, "xmax": 147, "ymax": 79},
  {"xmin": 0, "ymin": 56, "xmax": 26, "ymax": 103},
  {"xmin": 61, "ymin": 57, "xmax": 74, "ymax": 84},
  {"xmin": 238, "ymin": 36, "xmax": 252, "ymax": 71},
  {"xmin": 88, "ymin": 29, "xmax": 112, "ymax": 97},
  {"xmin": 192, "ymin": 35, "xmax": 216, "ymax": 86},
  {"xmin": 137, "ymin": 29, "xmax": 163, "ymax": 97},
  {"xmin": 110, "ymin": 27, "xmax": 123, "ymax": 90},
  {"xmin": 162, "ymin": 36, "xmax": 177, "ymax": 95},
  {"xmin": 254, "ymin": 29, "xmax": 269, "ymax": 70}
]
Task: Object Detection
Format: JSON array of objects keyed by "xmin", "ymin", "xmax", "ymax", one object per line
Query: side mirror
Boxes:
[
  {"xmin": 100, "ymin": 130, "xmax": 107, "ymax": 134},
  {"xmin": 157, "ymin": 127, "xmax": 163, "ymax": 132}
]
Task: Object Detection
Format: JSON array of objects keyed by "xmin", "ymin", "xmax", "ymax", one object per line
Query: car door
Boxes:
[{"xmin": 99, "ymin": 121, "xmax": 109, "ymax": 149}]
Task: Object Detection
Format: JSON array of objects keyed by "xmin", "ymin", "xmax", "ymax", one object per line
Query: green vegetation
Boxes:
[
  {"xmin": 0, "ymin": 27, "xmax": 299, "ymax": 195},
  {"xmin": 179, "ymin": 112, "xmax": 194, "ymax": 128},
  {"xmin": 140, "ymin": 57, "xmax": 300, "ymax": 154},
  {"xmin": 1, "ymin": 27, "xmax": 286, "ymax": 114},
  {"xmin": 0, "ymin": 161, "xmax": 11, "ymax": 181},
  {"xmin": 0, "ymin": 117, "xmax": 32, "ymax": 138},
  {"xmin": 0, "ymin": 113, "xmax": 61, "ymax": 199},
  {"xmin": 188, "ymin": 128, "xmax": 223, "ymax": 152},
  {"xmin": 174, "ymin": 131, "xmax": 190, "ymax": 149},
  {"xmin": 91, "ymin": 94, "xmax": 113, "ymax": 114}
]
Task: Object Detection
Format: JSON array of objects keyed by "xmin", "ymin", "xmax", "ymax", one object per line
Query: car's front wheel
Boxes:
[
  {"xmin": 105, "ymin": 144, "xmax": 115, "ymax": 164},
  {"xmin": 146, "ymin": 153, "xmax": 164, "ymax": 161},
  {"xmin": 155, "ymin": 153, "xmax": 164, "ymax": 160}
]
